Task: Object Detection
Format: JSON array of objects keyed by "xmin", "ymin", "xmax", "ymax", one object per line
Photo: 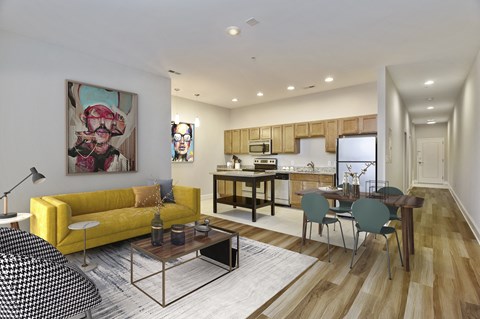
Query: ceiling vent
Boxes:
[
  {"xmin": 246, "ymin": 17, "xmax": 259, "ymax": 26},
  {"xmin": 303, "ymin": 85, "xmax": 316, "ymax": 89}
]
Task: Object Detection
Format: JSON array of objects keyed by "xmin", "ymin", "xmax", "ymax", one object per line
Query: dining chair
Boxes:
[
  {"xmin": 329, "ymin": 184, "xmax": 355, "ymax": 239},
  {"xmin": 301, "ymin": 192, "xmax": 346, "ymax": 262},
  {"xmin": 350, "ymin": 198, "xmax": 404, "ymax": 280},
  {"xmin": 378, "ymin": 186, "xmax": 404, "ymax": 221}
]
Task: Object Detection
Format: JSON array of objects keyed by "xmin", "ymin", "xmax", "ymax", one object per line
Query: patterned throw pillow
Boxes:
[{"xmin": 132, "ymin": 184, "xmax": 160, "ymax": 207}]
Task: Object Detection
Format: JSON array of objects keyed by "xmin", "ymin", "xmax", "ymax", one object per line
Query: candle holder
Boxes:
[{"xmin": 170, "ymin": 224, "xmax": 185, "ymax": 245}]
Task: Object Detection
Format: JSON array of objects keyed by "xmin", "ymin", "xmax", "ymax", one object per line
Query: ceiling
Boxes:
[{"xmin": 1, "ymin": 0, "xmax": 479, "ymax": 124}]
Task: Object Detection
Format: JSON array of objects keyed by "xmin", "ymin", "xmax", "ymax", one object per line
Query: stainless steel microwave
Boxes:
[{"xmin": 248, "ymin": 139, "xmax": 272, "ymax": 155}]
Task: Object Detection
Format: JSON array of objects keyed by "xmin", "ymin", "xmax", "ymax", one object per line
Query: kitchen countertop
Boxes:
[
  {"xmin": 211, "ymin": 170, "xmax": 276, "ymax": 177},
  {"xmin": 216, "ymin": 165, "xmax": 335, "ymax": 175}
]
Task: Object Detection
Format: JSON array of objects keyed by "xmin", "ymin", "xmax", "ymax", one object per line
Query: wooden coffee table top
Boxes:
[{"xmin": 131, "ymin": 225, "xmax": 238, "ymax": 262}]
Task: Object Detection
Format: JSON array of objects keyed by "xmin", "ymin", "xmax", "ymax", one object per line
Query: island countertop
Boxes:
[{"xmin": 210, "ymin": 171, "xmax": 276, "ymax": 177}]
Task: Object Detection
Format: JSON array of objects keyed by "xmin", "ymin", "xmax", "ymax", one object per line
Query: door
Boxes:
[{"xmin": 417, "ymin": 138, "xmax": 444, "ymax": 184}]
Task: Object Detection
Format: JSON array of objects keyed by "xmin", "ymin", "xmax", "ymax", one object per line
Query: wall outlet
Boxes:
[{"xmin": 328, "ymin": 160, "xmax": 332, "ymax": 166}]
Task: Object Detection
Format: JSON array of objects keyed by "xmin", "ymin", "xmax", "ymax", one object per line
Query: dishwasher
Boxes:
[{"xmin": 272, "ymin": 173, "xmax": 290, "ymax": 206}]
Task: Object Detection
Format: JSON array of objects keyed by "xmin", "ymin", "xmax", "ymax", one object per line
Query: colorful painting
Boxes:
[
  {"xmin": 66, "ymin": 80, "xmax": 137, "ymax": 174},
  {"xmin": 171, "ymin": 121, "xmax": 194, "ymax": 162}
]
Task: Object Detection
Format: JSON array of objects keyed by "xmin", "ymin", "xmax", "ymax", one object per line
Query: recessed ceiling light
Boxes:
[
  {"xmin": 257, "ymin": 91, "xmax": 264, "ymax": 97},
  {"xmin": 232, "ymin": 98, "xmax": 238, "ymax": 102},
  {"xmin": 424, "ymin": 80, "xmax": 434, "ymax": 86},
  {"xmin": 226, "ymin": 26, "xmax": 241, "ymax": 36},
  {"xmin": 325, "ymin": 76, "xmax": 334, "ymax": 83},
  {"xmin": 427, "ymin": 120, "xmax": 436, "ymax": 124},
  {"xmin": 427, "ymin": 106, "xmax": 435, "ymax": 110},
  {"xmin": 287, "ymin": 85, "xmax": 295, "ymax": 91}
]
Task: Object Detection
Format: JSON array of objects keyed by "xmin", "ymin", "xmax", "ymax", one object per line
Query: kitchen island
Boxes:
[{"xmin": 211, "ymin": 171, "xmax": 275, "ymax": 222}]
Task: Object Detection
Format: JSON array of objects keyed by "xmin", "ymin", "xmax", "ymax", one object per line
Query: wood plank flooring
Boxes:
[{"xmin": 201, "ymin": 187, "xmax": 480, "ymax": 319}]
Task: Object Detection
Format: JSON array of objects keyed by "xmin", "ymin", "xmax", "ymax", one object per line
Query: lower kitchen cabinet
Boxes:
[
  {"xmin": 217, "ymin": 180, "xmax": 243, "ymax": 197},
  {"xmin": 289, "ymin": 173, "xmax": 335, "ymax": 208}
]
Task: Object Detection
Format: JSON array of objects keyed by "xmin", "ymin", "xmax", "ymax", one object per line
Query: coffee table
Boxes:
[{"xmin": 130, "ymin": 225, "xmax": 239, "ymax": 307}]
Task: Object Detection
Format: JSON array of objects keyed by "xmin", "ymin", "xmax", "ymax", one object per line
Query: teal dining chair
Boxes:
[
  {"xmin": 329, "ymin": 184, "xmax": 355, "ymax": 239},
  {"xmin": 301, "ymin": 193, "xmax": 346, "ymax": 262},
  {"xmin": 350, "ymin": 198, "xmax": 404, "ymax": 280},
  {"xmin": 378, "ymin": 186, "xmax": 404, "ymax": 221}
]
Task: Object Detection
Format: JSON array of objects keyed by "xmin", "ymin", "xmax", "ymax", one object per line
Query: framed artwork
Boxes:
[
  {"xmin": 66, "ymin": 80, "xmax": 138, "ymax": 174},
  {"xmin": 171, "ymin": 121, "xmax": 194, "ymax": 162}
]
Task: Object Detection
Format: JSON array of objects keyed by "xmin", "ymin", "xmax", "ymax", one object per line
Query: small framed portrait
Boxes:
[
  {"xmin": 66, "ymin": 80, "xmax": 137, "ymax": 174},
  {"xmin": 171, "ymin": 121, "xmax": 194, "ymax": 162}
]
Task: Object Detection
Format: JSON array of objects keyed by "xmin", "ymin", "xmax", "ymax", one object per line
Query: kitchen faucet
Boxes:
[{"xmin": 307, "ymin": 161, "xmax": 315, "ymax": 171}]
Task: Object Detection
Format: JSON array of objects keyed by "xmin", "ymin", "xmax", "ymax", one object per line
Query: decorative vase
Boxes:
[
  {"xmin": 352, "ymin": 173, "xmax": 360, "ymax": 198},
  {"xmin": 151, "ymin": 211, "xmax": 164, "ymax": 246},
  {"xmin": 342, "ymin": 172, "xmax": 350, "ymax": 196},
  {"xmin": 171, "ymin": 224, "xmax": 185, "ymax": 245}
]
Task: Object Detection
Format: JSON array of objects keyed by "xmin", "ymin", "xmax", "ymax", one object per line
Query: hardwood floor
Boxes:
[{"xmin": 202, "ymin": 187, "xmax": 480, "ymax": 319}]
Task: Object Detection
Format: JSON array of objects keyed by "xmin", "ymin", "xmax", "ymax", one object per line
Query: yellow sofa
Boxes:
[{"xmin": 30, "ymin": 185, "xmax": 201, "ymax": 255}]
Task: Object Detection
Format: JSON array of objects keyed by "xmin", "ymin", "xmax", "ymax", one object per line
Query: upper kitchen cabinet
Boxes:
[
  {"xmin": 249, "ymin": 127, "xmax": 260, "ymax": 140},
  {"xmin": 271, "ymin": 125, "xmax": 283, "ymax": 153},
  {"xmin": 339, "ymin": 117, "xmax": 359, "ymax": 135},
  {"xmin": 260, "ymin": 126, "xmax": 271, "ymax": 139},
  {"xmin": 224, "ymin": 130, "xmax": 232, "ymax": 154},
  {"xmin": 231, "ymin": 129, "xmax": 241, "ymax": 154},
  {"xmin": 294, "ymin": 122, "xmax": 309, "ymax": 138},
  {"xmin": 359, "ymin": 114, "xmax": 377, "ymax": 133},
  {"xmin": 240, "ymin": 128, "xmax": 249, "ymax": 154},
  {"xmin": 325, "ymin": 120, "xmax": 338, "ymax": 152},
  {"xmin": 309, "ymin": 121, "xmax": 325, "ymax": 137},
  {"xmin": 282, "ymin": 124, "xmax": 300, "ymax": 153}
]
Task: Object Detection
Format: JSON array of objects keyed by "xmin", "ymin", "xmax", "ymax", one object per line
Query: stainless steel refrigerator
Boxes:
[{"xmin": 336, "ymin": 135, "xmax": 377, "ymax": 192}]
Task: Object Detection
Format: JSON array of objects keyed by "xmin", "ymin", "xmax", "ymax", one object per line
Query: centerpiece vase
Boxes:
[{"xmin": 151, "ymin": 210, "xmax": 164, "ymax": 246}]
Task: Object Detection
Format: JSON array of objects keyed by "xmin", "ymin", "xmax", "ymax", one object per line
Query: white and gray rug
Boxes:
[
  {"xmin": 202, "ymin": 199, "xmax": 363, "ymax": 249},
  {"xmin": 67, "ymin": 237, "xmax": 317, "ymax": 319}
]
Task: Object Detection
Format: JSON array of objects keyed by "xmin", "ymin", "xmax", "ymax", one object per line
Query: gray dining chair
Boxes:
[
  {"xmin": 350, "ymin": 198, "xmax": 404, "ymax": 279},
  {"xmin": 301, "ymin": 192, "xmax": 346, "ymax": 262}
]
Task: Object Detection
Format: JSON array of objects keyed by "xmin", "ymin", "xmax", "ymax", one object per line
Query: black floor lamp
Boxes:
[{"xmin": 0, "ymin": 167, "xmax": 46, "ymax": 219}]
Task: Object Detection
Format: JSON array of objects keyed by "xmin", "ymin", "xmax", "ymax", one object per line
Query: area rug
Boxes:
[
  {"xmin": 202, "ymin": 199, "xmax": 363, "ymax": 249},
  {"xmin": 67, "ymin": 237, "xmax": 317, "ymax": 319}
]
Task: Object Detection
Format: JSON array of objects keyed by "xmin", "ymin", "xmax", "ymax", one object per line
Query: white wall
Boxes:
[
  {"xmin": 384, "ymin": 69, "xmax": 412, "ymax": 191},
  {"xmin": 0, "ymin": 31, "xmax": 172, "ymax": 225},
  {"xmin": 171, "ymin": 97, "xmax": 230, "ymax": 196},
  {"xmin": 449, "ymin": 49, "xmax": 480, "ymax": 239}
]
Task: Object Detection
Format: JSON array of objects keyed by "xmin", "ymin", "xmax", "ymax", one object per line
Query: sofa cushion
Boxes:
[
  {"xmin": 52, "ymin": 188, "xmax": 135, "ymax": 215},
  {"xmin": 132, "ymin": 184, "xmax": 160, "ymax": 208}
]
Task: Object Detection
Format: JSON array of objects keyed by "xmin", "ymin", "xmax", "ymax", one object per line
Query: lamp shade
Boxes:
[{"xmin": 31, "ymin": 167, "xmax": 46, "ymax": 184}]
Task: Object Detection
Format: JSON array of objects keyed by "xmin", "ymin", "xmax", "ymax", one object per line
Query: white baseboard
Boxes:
[
  {"xmin": 201, "ymin": 193, "xmax": 213, "ymax": 201},
  {"xmin": 449, "ymin": 186, "xmax": 480, "ymax": 244}
]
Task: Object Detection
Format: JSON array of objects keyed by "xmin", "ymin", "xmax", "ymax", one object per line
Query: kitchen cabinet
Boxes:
[
  {"xmin": 271, "ymin": 125, "xmax": 283, "ymax": 153},
  {"xmin": 309, "ymin": 121, "xmax": 325, "ymax": 137},
  {"xmin": 231, "ymin": 129, "xmax": 241, "ymax": 154},
  {"xmin": 359, "ymin": 114, "xmax": 377, "ymax": 133},
  {"xmin": 339, "ymin": 117, "xmax": 359, "ymax": 135},
  {"xmin": 260, "ymin": 126, "xmax": 271, "ymax": 139},
  {"xmin": 249, "ymin": 127, "xmax": 260, "ymax": 140},
  {"xmin": 217, "ymin": 180, "xmax": 242, "ymax": 197},
  {"xmin": 290, "ymin": 174, "xmax": 335, "ymax": 208},
  {"xmin": 282, "ymin": 124, "xmax": 300, "ymax": 153},
  {"xmin": 224, "ymin": 130, "xmax": 232, "ymax": 154},
  {"xmin": 325, "ymin": 120, "xmax": 338, "ymax": 153},
  {"xmin": 240, "ymin": 129, "xmax": 249, "ymax": 154},
  {"xmin": 294, "ymin": 122, "xmax": 309, "ymax": 138}
]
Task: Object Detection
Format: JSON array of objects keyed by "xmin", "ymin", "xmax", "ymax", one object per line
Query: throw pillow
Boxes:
[
  {"xmin": 158, "ymin": 179, "xmax": 175, "ymax": 203},
  {"xmin": 132, "ymin": 184, "xmax": 160, "ymax": 207}
]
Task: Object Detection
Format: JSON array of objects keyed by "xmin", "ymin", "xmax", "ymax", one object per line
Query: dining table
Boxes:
[{"xmin": 296, "ymin": 188, "xmax": 424, "ymax": 272}]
